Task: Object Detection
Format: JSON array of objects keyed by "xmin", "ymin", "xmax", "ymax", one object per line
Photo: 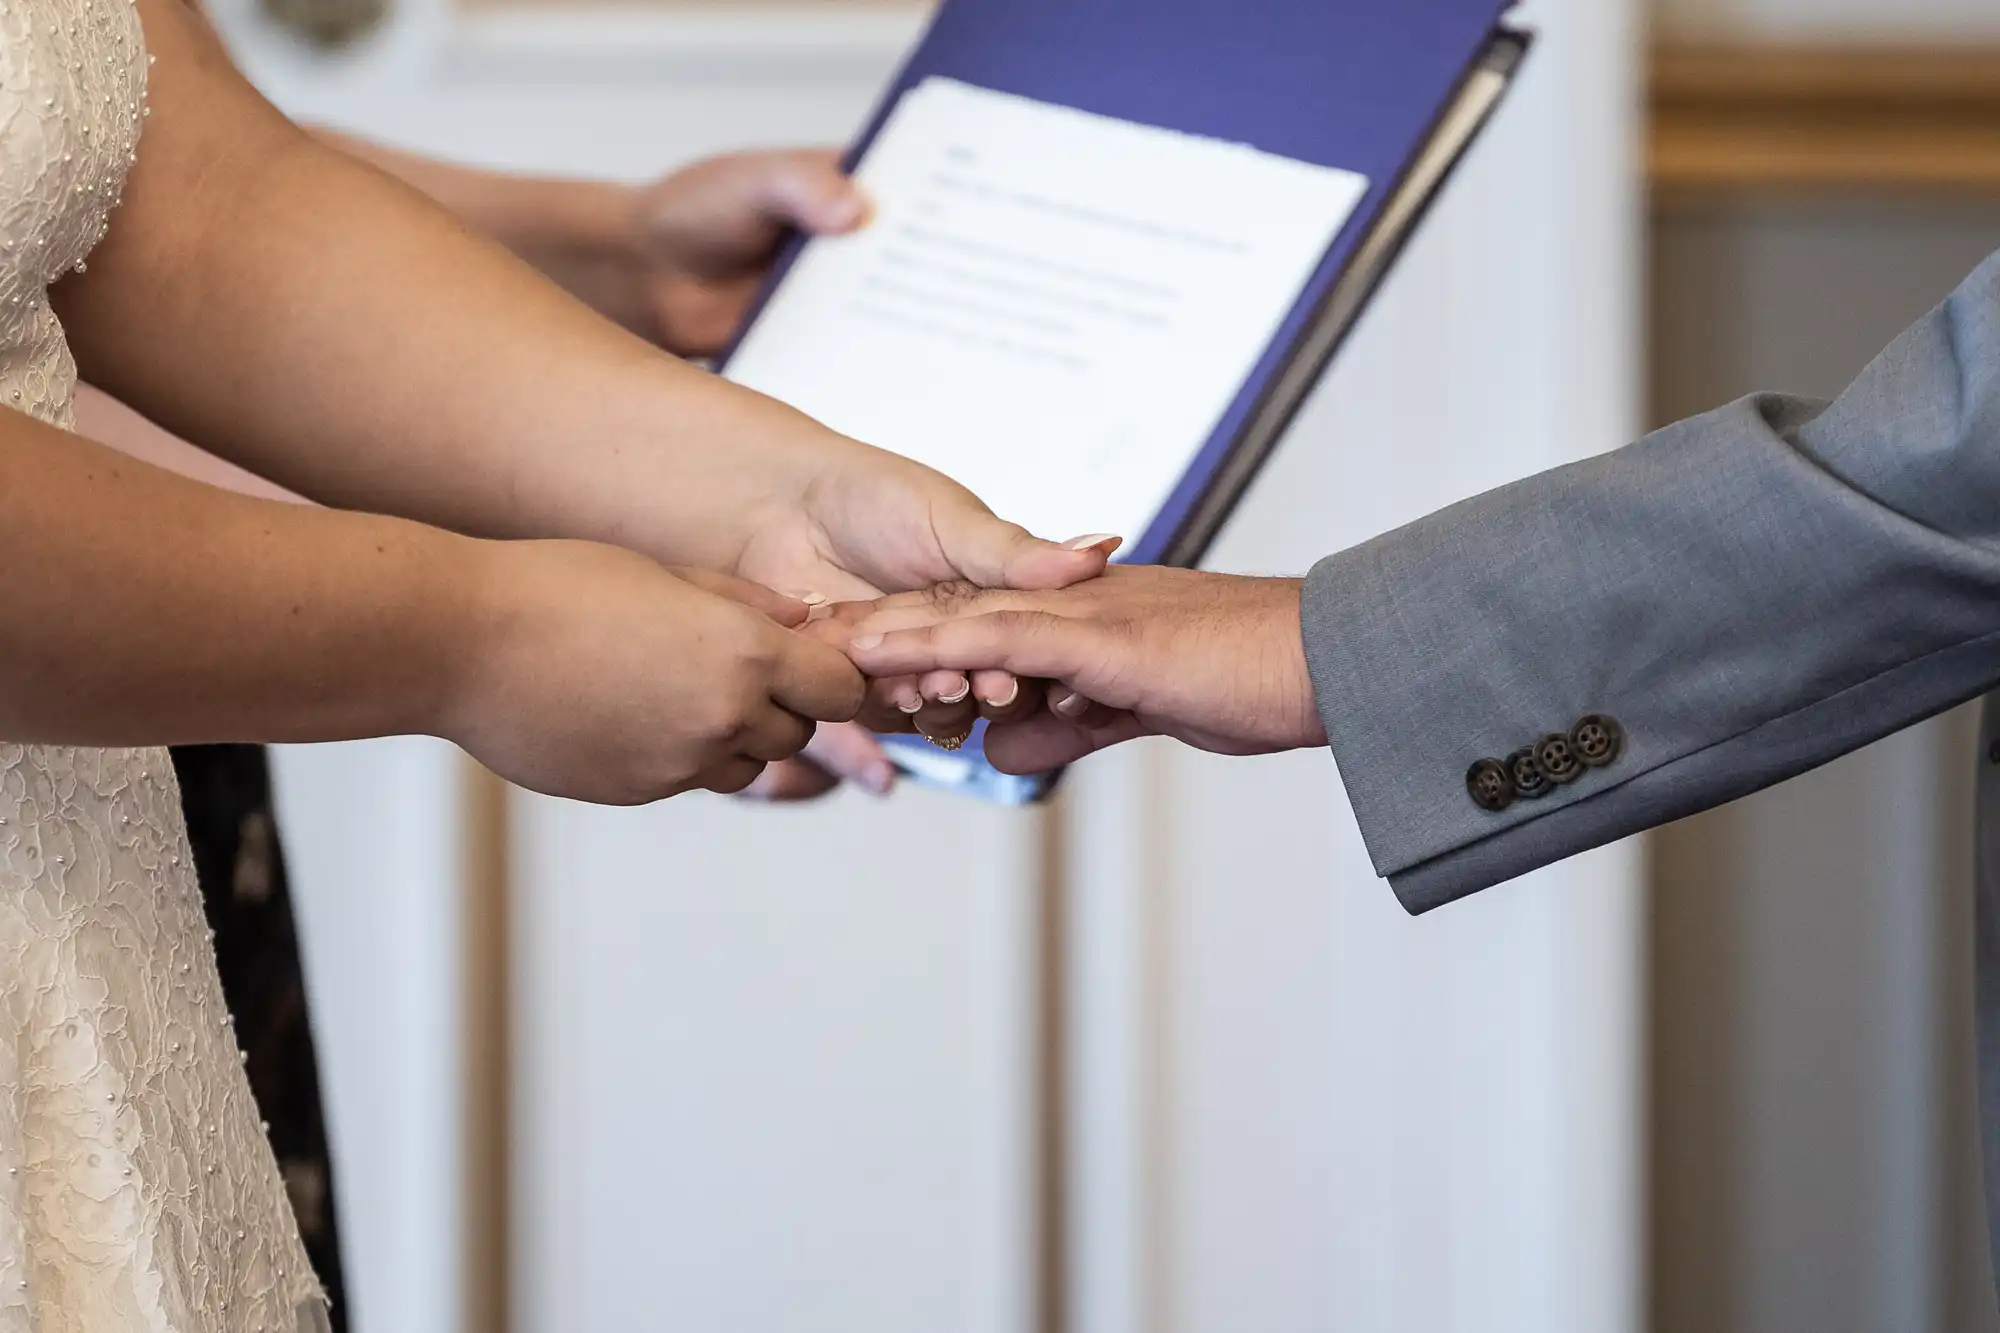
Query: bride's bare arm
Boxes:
[
  {"xmin": 0, "ymin": 409, "xmax": 863, "ymax": 799},
  {"xmin": 57, "ymin": 0, "xmax": 832, "ymax": 573},
  {"xmin": 0, "ymin": 413, "xmax": 477, "ymax": 746}
]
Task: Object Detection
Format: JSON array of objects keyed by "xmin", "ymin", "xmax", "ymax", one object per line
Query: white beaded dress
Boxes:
[{"xmin": 0, "ymin": 1, "xmax": 329, "ymax": 1329}]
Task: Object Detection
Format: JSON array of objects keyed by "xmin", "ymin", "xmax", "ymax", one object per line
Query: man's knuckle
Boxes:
[{"xmin": 930, "ymin": 579, "xmax": 985, "ymax": 612}]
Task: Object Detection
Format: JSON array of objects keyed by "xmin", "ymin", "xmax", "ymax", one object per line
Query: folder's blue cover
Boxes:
[{"xmin": 719, "ymin": 0, "xmax": 1521, "ymax": 800}]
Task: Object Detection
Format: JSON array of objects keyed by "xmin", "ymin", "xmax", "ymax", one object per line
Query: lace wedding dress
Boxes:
[{"xmin": 0, "ymin": 1, "xmax": 328, "ymax": 1329}]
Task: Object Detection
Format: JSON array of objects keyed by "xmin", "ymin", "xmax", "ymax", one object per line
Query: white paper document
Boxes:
[{"xmin": 725, "ymin": 78, "xmax": 1369, "ymax": 549}]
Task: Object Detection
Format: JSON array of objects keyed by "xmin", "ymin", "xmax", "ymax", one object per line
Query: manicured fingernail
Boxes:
[
  {"xmin": 805, "ymin": 603, "xmax": 835, "ymax": 622},
  {"xmin": 936, "ymin": 676, "xmax": 970, "ymax": 705},
  {"xmin": 1053, "ymin": 691, "xmax": 1087, "ymax": 718},
  {"xmin": 897, "ymin": 692, "xmax": 924, "ymax": 715},
  {"xmin": 850, "ymin": 634, "xmax": 883, "ymax": 651},
  {"xmin": 829, "ymin": 194, "xmax": 867, "ymax": 228},
  {"xmin": 980, "ymin": 678, "xmax": 1020, "ymax": 709},
  {"xmin": 788, "ymin": 590, "xmax": 829, "ymax": 606},
  {"xmin": 1063, "ymin": 533, "xmax": 1123, "ymax": 553}
]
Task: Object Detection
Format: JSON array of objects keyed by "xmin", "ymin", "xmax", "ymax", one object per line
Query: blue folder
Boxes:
[{"xmin": 719, "ymin": 0, "xmax": 1531, "ymax": 803}]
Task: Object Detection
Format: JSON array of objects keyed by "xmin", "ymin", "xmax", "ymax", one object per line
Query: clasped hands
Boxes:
[
  {"xmin": 443, "ymin": 493, "xmax": 1330, "ymax": 807},
  {"xmin": 803, "ymin": 564, "xmax": 1330, "ymax": 776}
]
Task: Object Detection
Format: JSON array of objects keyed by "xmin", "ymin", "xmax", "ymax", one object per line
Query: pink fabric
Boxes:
[{"xmin": 72, "ymin": 383, "xmax": 305, "ymax": 504}]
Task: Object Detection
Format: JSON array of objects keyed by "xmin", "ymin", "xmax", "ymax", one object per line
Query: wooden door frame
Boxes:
[{"xmin": 1650, "ymin": 45, "xmax": 2000, "ymax": 197}]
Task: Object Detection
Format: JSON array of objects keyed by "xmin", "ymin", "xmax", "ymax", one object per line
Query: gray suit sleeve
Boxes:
[{"xmin": 1306, "ymin": 246, "xmax": 2000, "ymax": 915}]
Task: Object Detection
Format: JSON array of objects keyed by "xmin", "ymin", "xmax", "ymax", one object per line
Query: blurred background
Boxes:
[{"xmin": 201, "ymin": 0, "xmax": 2000, "ymax": 1329}]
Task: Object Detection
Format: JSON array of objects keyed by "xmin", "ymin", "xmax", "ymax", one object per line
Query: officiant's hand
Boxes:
[
  {"xmin": 627, "ymin": 148, "xmax": 868, "ymax": 357},
  {"xmin": 824, "ymin": 568, "xmax": 1327, "ymax": 770}
]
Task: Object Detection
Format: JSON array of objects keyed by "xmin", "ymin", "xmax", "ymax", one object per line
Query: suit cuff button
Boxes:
[
  {"xmin": 1533, "ymin": 732, "xmax": 1584, "ymax": 784},
  {"xmin": 1507, "ymin": 747, "xmax": 1552, "ymax": 799},
  {"xmin": 1465, "ymin": 758, "xmax": 1516, "ymax": 812},
  {"xmin": 1569, "ymin": 714, "xmax": 1624, "ymax": 767}
]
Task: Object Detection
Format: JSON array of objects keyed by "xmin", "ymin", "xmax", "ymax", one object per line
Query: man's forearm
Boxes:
[{"xmin": 1304, "ymin": 246, "xmax": 2000, "ymax": 912}]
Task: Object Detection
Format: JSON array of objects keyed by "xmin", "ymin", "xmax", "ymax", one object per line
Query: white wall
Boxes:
[{"xmin": 511, "ymin": 787, "xmax": 1040, "ymax": 1333}]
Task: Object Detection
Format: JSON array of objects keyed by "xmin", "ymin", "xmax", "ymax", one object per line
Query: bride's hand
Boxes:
[
  {"xmin": 668, "ymin": 567, "xmax": 898, "ymax": 799},
  {"xmin": 723, "ymin": 430, "xmax": 1121, "ymax": 742},
  {"xmin": 441, "ymin": 542, "xmax": 865, "ymax": 803}
]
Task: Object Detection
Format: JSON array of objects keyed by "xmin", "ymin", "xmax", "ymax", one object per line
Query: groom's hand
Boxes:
[{"xmin": 823, "ymin": 567, "xmax": 1328, "ymax": 772}]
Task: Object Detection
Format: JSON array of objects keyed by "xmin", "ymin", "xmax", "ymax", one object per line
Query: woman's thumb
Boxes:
[{"xmin": 947, "ymin": 516, "xmax": 1122, "ymax": 590}]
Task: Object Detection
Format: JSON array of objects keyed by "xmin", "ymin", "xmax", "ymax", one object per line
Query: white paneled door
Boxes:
[{"xmin": 238, "ymin": 1, "xmax": 1645, "ymax": 1331}]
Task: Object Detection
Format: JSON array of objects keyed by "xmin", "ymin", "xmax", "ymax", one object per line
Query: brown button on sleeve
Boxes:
[
  {"xmin": 1465, "ymin": 758, "xmax": 1515, "ymax": 812},
  {"xmin": 1507, "ymin": 747, "xmax": 1552, "ymax": 799},
  {"xmin": 1533, "ymin": 732, "xmax": 1583, "ymax": 784},
  {"xmin": 1569, "ymin": 714, "xmax": 1624, "ymax": 768}
]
